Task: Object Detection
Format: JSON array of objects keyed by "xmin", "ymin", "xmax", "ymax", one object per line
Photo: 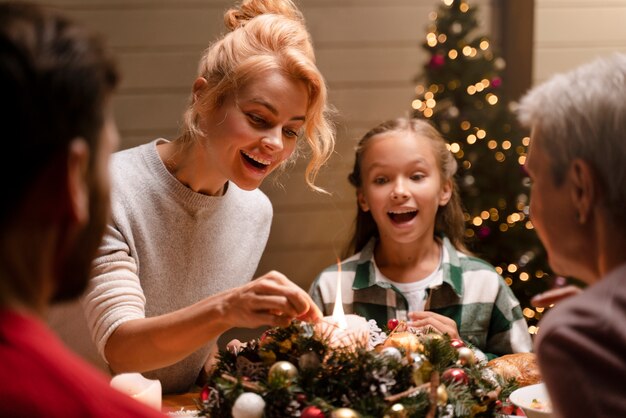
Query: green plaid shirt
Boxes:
[{"xmin": 309, "ymin": 236, "xmax": 532, "ymax": 359}]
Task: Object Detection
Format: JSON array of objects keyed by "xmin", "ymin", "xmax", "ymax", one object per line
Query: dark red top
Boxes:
[{"xmin": 0, "ymin": 309, "xmax": 166, "ymax": 417}]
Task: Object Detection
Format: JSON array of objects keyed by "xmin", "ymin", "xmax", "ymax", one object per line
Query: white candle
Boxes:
[
  {"xmin": 320, "ymin": 314, "xmax": 369, "ymax": 349},
  {"xmin": 315, "ymin": 261, "xmax": 369, "ymax": 349},
  {"xmin": 110, "ymin": 372, "xmax": 162, "ymax": 410}
]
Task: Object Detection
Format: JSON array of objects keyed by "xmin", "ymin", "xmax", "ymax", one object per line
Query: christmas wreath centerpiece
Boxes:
[{"xmin": 198, "ymin": 319, "xmax": 528, "ymax": 418}]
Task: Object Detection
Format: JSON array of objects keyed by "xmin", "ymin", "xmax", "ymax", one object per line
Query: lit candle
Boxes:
[
  {"xmin": 316, "ymin": 261, "xmax": 369, "ymax": 349},
  {"xmin": 110, "ymin": 372, "xmax": 162, "ymax": 410}
]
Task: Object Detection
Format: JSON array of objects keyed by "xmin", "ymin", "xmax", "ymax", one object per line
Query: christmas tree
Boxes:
[{"xmin": 411, "ymin": 0, "xmax": 552, "ymax": 331}]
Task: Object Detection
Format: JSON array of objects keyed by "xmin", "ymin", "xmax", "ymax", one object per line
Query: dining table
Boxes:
[{"xmin": 162, "ymin": 387, "xmax": 201, "ymax": 416}]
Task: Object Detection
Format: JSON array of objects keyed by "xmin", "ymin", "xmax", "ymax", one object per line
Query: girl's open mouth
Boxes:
[{"xmin": 388, "ymin": 209, "xmax": 417, "ymax": 223}]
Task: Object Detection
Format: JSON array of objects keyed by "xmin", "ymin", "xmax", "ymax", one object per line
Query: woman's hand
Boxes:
[
  {"xmin": 407, "ymin": 311, "xmax": 461, "ymax": 340},
  {"xmin": 223, "ymin": 270, "xmax": 322, "ymax": 329},
  {"xmin": 530, "ymin": 285, "xmax": 582, "ymax": 308},
  {"xmin": 104, "ymin": 271, "xmax": 321, "ymax": 374}
]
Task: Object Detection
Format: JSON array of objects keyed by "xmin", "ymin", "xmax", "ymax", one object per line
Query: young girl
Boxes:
[
  {"xmin": 309, "ymin": 117, "xmax": 531, "ymax": 358},
  {"xmin": 51, "ymin": 0, "xmax": 333, "ymax": 394}
]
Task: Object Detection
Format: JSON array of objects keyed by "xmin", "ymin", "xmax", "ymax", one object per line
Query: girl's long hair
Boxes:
[{"xmin": 345, "ymin": 117, "xmax": 468, "ymax": 256}]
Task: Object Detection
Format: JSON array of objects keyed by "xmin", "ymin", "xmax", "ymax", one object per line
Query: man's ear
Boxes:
[
  {"xmin": 439, "ymin": 179, "xmax": 453, "ymax": 206},
  {"xmin": 357, "ymin": 190, "xmax": 369, "ymax": 212},
  {"xmin": 569, "ymin": 158, "xmax": 595, "ymax": 224},
  {"xmin": 65, "ymin": 138, "xmax": 90, "ymax": 225}
]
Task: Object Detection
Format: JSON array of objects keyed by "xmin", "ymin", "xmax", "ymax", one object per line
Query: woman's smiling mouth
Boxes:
[{"xmin": 241, "ymin": 150, "xmax": 271, "ymax": 170}]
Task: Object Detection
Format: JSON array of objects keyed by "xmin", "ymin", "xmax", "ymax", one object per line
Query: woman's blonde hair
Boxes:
[{"xmin": 182, "ymin": 0, "xmax": 335, "ymax": 191}]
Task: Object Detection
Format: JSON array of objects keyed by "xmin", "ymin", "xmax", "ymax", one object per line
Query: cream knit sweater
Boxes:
[{"xmin": 80, "ymin": 139, "xmax": 272, "ymax": 393}]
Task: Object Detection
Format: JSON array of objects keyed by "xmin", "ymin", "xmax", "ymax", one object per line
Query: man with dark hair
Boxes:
[{"xmin": 0, "ymin": 3, "xmax": 164, "ymax": 416}]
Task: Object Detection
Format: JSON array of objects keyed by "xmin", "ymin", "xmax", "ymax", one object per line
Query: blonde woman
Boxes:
[{"xmin": 75, "ymin": 0, "xmax": 333, "ymax": 393}]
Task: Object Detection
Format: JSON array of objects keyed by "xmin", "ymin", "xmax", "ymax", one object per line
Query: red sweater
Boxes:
[{"xmin": 0, "ymin": 309, "xmax": 166, "ymax": 417}]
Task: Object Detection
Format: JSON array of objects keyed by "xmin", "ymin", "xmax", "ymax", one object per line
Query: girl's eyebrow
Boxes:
[{"xmin": 367, "ymin": 157, "xmax": 429, "ymax": 169}]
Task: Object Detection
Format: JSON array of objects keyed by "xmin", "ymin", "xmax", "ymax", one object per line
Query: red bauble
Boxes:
[
  {"xmin": 200, "ymin": 385, "xmax": 209, "ymax": 402},
  {"xmin": 441, "ymin": 368, "xmax": 469, "ymax": 384},
  {"xmin": 450, "ymin": 338, "xmax": 465, "ymax": 349},
  {"xmin": 429, "ymin": 54, "xmax": 445, "ymax": 69},
  {"xmin": 387, "ymin": 318, "xmax": 400, "ymax": 331},
  {"xmin": 302, "ymin": 405, "xmax": 325, "ymax": 418}
]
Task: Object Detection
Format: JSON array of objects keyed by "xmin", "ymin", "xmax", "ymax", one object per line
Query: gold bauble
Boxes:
[
  {"xmin": 330, "ymin": 408, "xmax": 361, "ymax": 418},
  {"xmin": 383, "ymin": 331, "xmax": 423, "ymax": 353},
  {"xmin": 268, "ymin": 361, "xmax": 298, "ymax": 385},
  {"xmin": 384, "ymin": 403, "xmax": 408, "ymax": 418},
  {"xmin": 457, "ymin": 347, "xmax": 476, "ymax": 366},
  {"xmin": 411, "ymin": 354, "xmax": 433, "ymax": 385},
  {"xmin": 437, "ymin": 384, "xmax": 448, "ymax": 405}
]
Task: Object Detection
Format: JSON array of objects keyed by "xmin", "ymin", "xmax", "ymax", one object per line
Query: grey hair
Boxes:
[{"xmin": 517, "ymin": 53, "xmax": 626, "ymax": 225}]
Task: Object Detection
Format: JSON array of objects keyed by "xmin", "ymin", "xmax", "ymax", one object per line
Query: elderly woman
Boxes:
[{"xmin": 517, "ymin": 53, "xmax": 626, "ymax": 418}]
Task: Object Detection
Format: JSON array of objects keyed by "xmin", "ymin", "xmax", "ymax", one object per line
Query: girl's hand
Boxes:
[
  {"xmin": 530, "ymin": 285, "xmax": 582, "ymax": 308},
  {"xmin": 407, "ymin": 311, "xmax": 461, "ymax": 340},
  {"xmin": 223, "ymin": 270, "xmax": 322, "ymax": 329}
]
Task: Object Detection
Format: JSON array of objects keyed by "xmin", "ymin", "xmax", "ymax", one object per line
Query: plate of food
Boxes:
[{"xmin": 509, "ymin": 382, "xmax": 552, "ymax": 418}]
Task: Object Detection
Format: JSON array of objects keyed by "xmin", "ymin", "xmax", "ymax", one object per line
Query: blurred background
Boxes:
[{"xmin": 35, "ymin": 0, "xmax": 626, "ymax": 342}]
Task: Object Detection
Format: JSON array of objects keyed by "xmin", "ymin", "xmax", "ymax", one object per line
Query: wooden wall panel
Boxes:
[
  {"xmin": 31, "ymin": 0, "xmax": 492, "ymax": 295},
  {"xmin": 534, "ymin": 0, "xmax": 626, "ymax": 83}
]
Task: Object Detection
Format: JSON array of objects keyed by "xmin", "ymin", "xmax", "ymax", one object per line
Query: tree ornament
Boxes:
[
  {"xmin": 437, "ymin": 384, "xmax": 448, "ymax": 405},
  {"xmin": 301, "ymin": 405, "xmax": 325, "ymax": 418},
  {"xmin": 330, "ymin": 408, "xmax": 360, "ymax": 418},
  {"xmin": 383, "ymin": 331, "xmax": 423, "ymax": 353},
  {"xmin": 268, "ymin": 361, "xmax": 298, "ymax": 385},
  {"xmin": 429, "ymin": 54, "xmax": 445, "ymax": 69},
  {"xmin": 298, "ymin": 351, "xmax": 320, "ymax": 370},
  {"xmin": 380, "ymin": 346, "xmax": 402, "ymax": 362},
  {"xmin": 409, "ymin": 352, "xmax": 425, "ymax": 367},
  {"xmin": 231, "ymin": 392, "xmax": 265, "ymax": 418},
  {"xmin": 384, "ymin": 403, "xmax": 408, "ymax": 418},
  {"xmin": 441, "ymin": 367, "xmax": 469, "ymax": 384},
  {"xmin": 450, "ymin": 338, "xmax": 465, "ymax": 349},
  {"xmin": 411, "ymin": 356, "xmax": 433, "ymax": 385},
  {"xmin": 457, "ymin": 347, "xmax": 475, "ymax": 366},
  {"xmin": 387, "ymin": 318, "xmax": 400, "ymax": 331},
  {"xmin": 200, "ymin": 384, "xmax": 210, "ymax": 403},
  {"xmin": 477, "ymin": 226, "xmax": 491, "ymax": 239}
]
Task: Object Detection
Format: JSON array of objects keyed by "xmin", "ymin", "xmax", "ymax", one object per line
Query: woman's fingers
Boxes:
[{"xmin": 227, "ymin": 271, "xmax": 320, "ymax": 328}]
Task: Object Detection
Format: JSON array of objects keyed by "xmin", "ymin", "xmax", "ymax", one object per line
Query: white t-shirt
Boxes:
[{"xmin": 373, "ymin": 252, "xmax": 443, "ymax": 313}]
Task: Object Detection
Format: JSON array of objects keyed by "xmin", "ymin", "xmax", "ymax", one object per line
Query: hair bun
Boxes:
[{"xmin": 224, "ymin": 0, "xmax": 304, "ymax": 31}]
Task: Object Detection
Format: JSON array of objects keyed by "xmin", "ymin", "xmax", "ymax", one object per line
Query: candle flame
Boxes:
[{"xmin": 331, "ymin": 258, "xmax": 347, "ymax": 329}]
